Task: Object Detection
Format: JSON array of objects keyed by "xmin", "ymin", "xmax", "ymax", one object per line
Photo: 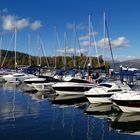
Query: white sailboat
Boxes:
[{"xmin": 3, "ymin": 29, "xmax": 36, "ymax": 83}]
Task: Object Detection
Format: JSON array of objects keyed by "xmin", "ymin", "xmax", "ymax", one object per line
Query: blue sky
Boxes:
[{"xmin": 0, "ymin": 0, "xmax": 140, "ymax": 61}]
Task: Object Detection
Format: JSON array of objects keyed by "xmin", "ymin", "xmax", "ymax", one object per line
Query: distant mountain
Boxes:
[{"xmin": 109, "ymin": 59, "xmax": 140, "ymax": 70}]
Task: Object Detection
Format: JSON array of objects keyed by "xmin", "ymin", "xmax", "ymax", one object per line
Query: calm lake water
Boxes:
[{"xmin": 0, "ymin": 83, "xmax": 140, "ymax": 140}]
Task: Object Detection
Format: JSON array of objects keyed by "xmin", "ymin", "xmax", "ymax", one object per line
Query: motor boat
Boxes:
[
  {"xmin": 52, "ymin": 78, "xmax": 95, "ymax": 95},
  {"xmin": 3, "ymin": 72, "xmax": 36, "ymax": 83},
  {"xmin": 24, "ymin": 76, "xmax": 60, "ymax": 88},
  {"xmin": 110, "ymin": 90, "xmax": 140, "ymax": 112},
  {"xmin": 24, "ymin": 77, "xmax": 46, "ymax": 87},
  {"xmin": 84, "ymin": 81, "xmax": 131, "ymax": 104}
]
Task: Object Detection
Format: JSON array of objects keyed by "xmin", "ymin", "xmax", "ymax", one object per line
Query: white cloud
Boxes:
[
  {"xmin": 80, "ymin": 36, "xmax": 130, "ymax": 49},
  {"xmin": 111, "ymin": 37, "xmax": 129, "ymax": 48},
  {"xmin": 97, "ymin": 37, "xmax": 129, "ymax": 48},
  {"xmin": 1, "ymin": 14, "xmax": 42, "ymax": 31},
  {"xmin": 96, "ymin": 38, "xmax": 109, "ymax": 48},
  {"xmin": 2, "ymin": 15, "xmax": 29, "ymax": 31},
  {"xmin": 16, "ymin": 18, "xmax": 29, "ymax": 30},
  {"xmin": 56, "ymin": 48, "xmax": 87, "ymax": 55},
  {"xmin": 80, "ymin": 40, "xmax": 89, "ymax": 46},
  {"xmin": 30, "ymin": 20, "xmax": 42, "ymax": 31},
  {"xmin": 66, "ymin": 22, "xmax": 85, "ymax": 30},
  {"xmin": 80, "ymin": 40, "xmax": 96, "ymax": 47},
  {"xmin": 79, "ymin": 35, "xmax": 89, "ymax": 41},
  {"xmin": 79, "ymin": 32, "xmax": 98, "ymax": 41}
]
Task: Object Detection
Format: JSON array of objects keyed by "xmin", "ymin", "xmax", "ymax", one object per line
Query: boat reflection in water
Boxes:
[
  {"xmin": 85, "ymin": 103, "xmax": 114, "ymax": 115},
  {"xmin": 111, "ymin": 112, "xmax": 140, "ymax": 135},
  {"xmin": 0, "ymin": 89, "xmax": 42, "ymax": 122},
  {"xmin": 28, "ymin": 92, "xmax": 50, "ymax": 101},
  {"xmin": 84, "ymin": 103, "xmax": 116, "ymax": 140},
  {"xmin": 2, "ymin": 82, "xmax": 20, "ymax": 91},
  {"xmin": 51, "ymin": 94, "xmax": 88, "ymax": 105}
]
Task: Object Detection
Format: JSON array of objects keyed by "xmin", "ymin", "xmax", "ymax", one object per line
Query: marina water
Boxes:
[{"xmin": 0, "ymin": 83, "xmax": 140, "ymax": 140}]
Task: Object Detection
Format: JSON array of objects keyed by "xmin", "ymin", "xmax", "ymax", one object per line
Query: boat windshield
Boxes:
[
  {"xmin": 98, "ymin": 83, "xmax": 112, "ymax": 88},
  {"xmin": 69, "ymin": 79, "xmax": 90, "ymax": 83}
]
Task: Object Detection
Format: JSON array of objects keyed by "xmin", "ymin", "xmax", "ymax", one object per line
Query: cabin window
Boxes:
[
  {"xmin": 99, "ymin": 84, "xmax": 112, "ymax": 88},
  {"xmin": 108, "ymin": 89, "xmax": 122, "ymax": 92}
]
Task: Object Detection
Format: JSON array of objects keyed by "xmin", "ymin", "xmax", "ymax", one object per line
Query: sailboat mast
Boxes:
[
  {"xmin": 14, "ymin": 28, "xmax": 17, "ymax": 69},
  {"xmin": 28, "ymin": 33, "xmax": 31, "ymax": 66},
  {"xmin": 37, "ymin": 34, "xmax": 41, "ymax": 66},
  {"xmin": 103, "ymin": 12, "xmax": 106, "ymax": 66},
  {"xmin": 88, "ymin": 15, "xmax": 92, "ymax": 66},
  {"xmin": 105, "ymin": 14, "xmax": 115, "ymax": 70},
  {"xmin": 0, "ymin": 35, "xmax": 2, "ymax": 66},
  {"xmin": 54, "ymin": 27, "xmax": 57, "ymax": 68},
  {"xmin": 73, "ymin": 23, "xmax": 76, "ymax": 68},
  {"xmin": 39, "ymin": 35, "xmax": 42, "ymax": 66},
  {"xmin": 64, "ymin": 32, "xmax": 67, "ymax": 70}
]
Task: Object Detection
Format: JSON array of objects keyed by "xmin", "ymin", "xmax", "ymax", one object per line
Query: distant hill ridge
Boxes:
[
  {"xmin": 0, "ymin": 49, "xmax": 108, "ymax": 69},
  {"xmin": 111, "ymin": 59, "xmax": 140, "ymax": 70}
]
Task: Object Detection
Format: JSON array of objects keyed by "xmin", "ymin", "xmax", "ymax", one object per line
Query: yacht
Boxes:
[
  {"xmin": 24, "ymin": 76, "xmax": 60, "ymax": 88},
  {"xmin": 3, "ymin": 72, "xmax": 36, "ymax": 83},
  {"xmin": 24, "ymin": 77, "xmax": 47, "ymax": 87},
  {"xmin": 110, "ymin": 90, "xmax": 140, "ymax": 112},
  {"xmin": 52, "ymin": 78, "xmax": 95, "ymax": 95},
  {"xmin": 84, "ymin": 81, "xmax": 131, "ymax": 104}
]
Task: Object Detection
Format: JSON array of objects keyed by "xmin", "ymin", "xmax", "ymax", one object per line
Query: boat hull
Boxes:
[
  {"xmin": 52, "ymin": 82, "xmax": 94, "ymax": 95},
  {"xmin": 24, "ymin": 78, "xmax": 46, "ymax": 87},
  {"xmin": 55, "ymin": 90, "xmax": 85, "ymax": 95},
  {"xmin": 85, "ymin": 94, "xmax": 113, "ymax": 103},
  {"xmin": 112, "ymin": 99, "xmax": 140, "ymax": 112}
]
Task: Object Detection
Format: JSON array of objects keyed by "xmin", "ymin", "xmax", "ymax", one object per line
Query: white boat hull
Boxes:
[
  {"xmin": 55, "ymin": 90, "xmax": 85, "ymax": 95},
  {"xmin": 84, "ymin": 81, "xmax": 131, "ymax": 104},
  {"xmin": 53, "ymin": 82, "xmax": 94, "ymax": 95},
  {"xmin": 110, "ymin": 91, "xmax": 140, "ymax": 112},
  {"xmin": 87, "ymin": 96, "xmax": 112, "ymax": 104},
  {"xmin": 3, "ymin": 73, "xmax": 36, "ymax": 83},
  {"xmin": 117, "ymin": 105, "xmax": 140, "ymax": 112}
]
